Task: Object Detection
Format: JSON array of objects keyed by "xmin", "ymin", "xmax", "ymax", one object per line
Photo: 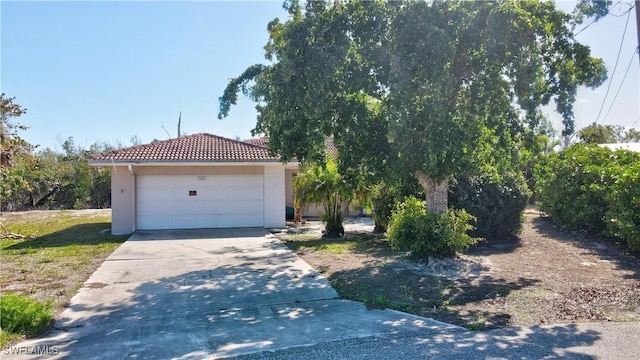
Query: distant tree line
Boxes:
[{"xmin": 1, "ymin": 93, "xmax": 127, "ymax": 212}]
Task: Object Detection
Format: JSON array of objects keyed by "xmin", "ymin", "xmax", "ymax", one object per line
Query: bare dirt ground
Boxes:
[
  {"xmin": 278, "ymin": 208, "xmax": 640, "ymax": 329},
  {"xmin": 0, "ymin": 209, "xmax": 110, "ymax": 222}
]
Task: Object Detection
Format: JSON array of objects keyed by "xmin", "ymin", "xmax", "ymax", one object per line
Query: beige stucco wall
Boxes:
[
  {"xmin": 303, "ymin": 203, "xmax": 356, "ymax": 218},
  {"xmin": 263, "ymin": 165, "xmax": 286, "ymax": 228},
  {"xmin": 108, "ymin": 164, "xmax": 287, "ymax": 233},
  {"xmin": 110, "ymin": 166, "xmax": 135, "ymax": 235},
  {"xmin": 285, "ymin": 169, "xmax": 297, "ymax": 207}
]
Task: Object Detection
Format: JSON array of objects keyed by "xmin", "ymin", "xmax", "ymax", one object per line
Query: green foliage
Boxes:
[
  {"xmin": 449, "ymin": 171, "xmax": 530, "ymax": 239},
  {"xmin": 535, "ymin": 143, "xmax": 640, "ymax": 251},
  {"xmin": 218, "ymin": 64, "xmax": 268, "ymax": 119},
  {"xmin": 0, "ymin": 293, "xmax": 53, "ymax": 339},
  {"xmin": 535, "ymin": 143, "xmax": 614, "ymax": 232},
  {"xmin": 605, "ymin": 161, "xmax": 640, "ymax": 251},
  {"xmin": 1, "ymin": 93, "xmax": 31, "ymax": 168},
  {"xmin": 578, "ymin": 123, "xmax": 639, "ymax": 144},
  {"xmin": 219, "ymin": 1, "xmax": 607, "ymax": 216},
  {"xmin": 370, "ymin": 182, "xmax": 396, "ymax": 233},
  {"xmin": 1, "ymin": 138, "xmax": 113, "ymax": 211},
  {"xmin": 573, "ymin": 0, "xmax": 612, "ymax": 24},
  {"xmin": 294, "ymin": 157, "xmax": 350, "ymax": 238},
  {"xmin": 1, "ymin": 93, "xmax": 116, "ymax": 211},
  {"xmin": 1, "ymin": 93, "xmax": 33, "ymax": 211},
  {"xmin": 387, "ymin": 196, "xmax": 481, "ymax": 258}
]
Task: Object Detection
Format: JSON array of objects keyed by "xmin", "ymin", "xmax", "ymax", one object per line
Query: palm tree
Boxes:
[{"xmin": 293, "ymin": 157, "xmax": 351, "ymax": 238}]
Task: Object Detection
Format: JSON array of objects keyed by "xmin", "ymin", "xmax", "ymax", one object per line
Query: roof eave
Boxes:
[{"xmin": 88, "ymin": 160, "xmax": 300, "ymax": 167}]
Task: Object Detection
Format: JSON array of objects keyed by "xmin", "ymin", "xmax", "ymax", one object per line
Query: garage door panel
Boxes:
[
  {"xmin": 136, "ymin": 174, "xmax": 264, "ymax": 230},
  {"xmin": 245, "ymin": 188, "xmax": 264, "ymax": 200}
]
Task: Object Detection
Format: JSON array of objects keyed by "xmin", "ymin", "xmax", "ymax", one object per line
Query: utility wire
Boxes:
[
  {"xmin": 575, "ymin": 19, "xmax": 597, "ymax": 37},
  {"xmin": 594, "ymin": 8, "xmax": 632, "ymax": 124},
  {"xmin": 574, "ymin": 3, "xmax": 634, "ymax": 37},
  {"xmin": 608, "ymin": 2, "xmax": 635, "ymax": 17},
  {"xmin": 602, "ymin": 48, "xmax": 638, "ymax": 124}
]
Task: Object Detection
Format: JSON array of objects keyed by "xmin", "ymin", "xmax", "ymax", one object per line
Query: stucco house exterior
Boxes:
[
  {"xmin": 599, "ymin": 142, "xmax": 640, "ymax": 153},
  {"xmin": 89, "ymin": 133, "xmax": 298, "ymax": 234}
]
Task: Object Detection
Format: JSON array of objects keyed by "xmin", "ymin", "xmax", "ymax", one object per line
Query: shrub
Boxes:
[
  {"xmin": 449, "ymin": 171, "xmax": 530, "ymax": 239},
  {"xmin": 534, "ymin": 143, "xmax": 614, "ymax": 232},
  {"xmin": 0, "ymin": 293, "xmax": 53, "ymax": 339},
  {"xmin": 387, "ymin": 196, "xmax": 481, "ymax": 258},
  {"xmin": 371, "ymin": 182, "xmax": 397, "ymax": 233},
  {"xmin": 605, "ymin": 161, "xmax": 640, "ymax": 251},
  {"xmin": 535, "ymin": 143, "xmax": 640, "ymax": 251}
]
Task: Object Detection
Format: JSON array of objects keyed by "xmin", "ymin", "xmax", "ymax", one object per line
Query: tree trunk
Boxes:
[
  {"xmin": 34, "ymin": 185, "xmax": 60, "ymax": 207},
  {"xmin": 415, "ymin": 171, "xmax": 448, "ymax": 214},
  {"xmin": 293, "ymin": 206, "xmax": 302, "ymax": 223}
]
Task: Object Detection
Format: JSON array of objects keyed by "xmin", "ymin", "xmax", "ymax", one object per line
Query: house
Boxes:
[
  {"xmin": 88, "ymin": 133, "xmax": 298, "ymax": 234},
  {"xmin": 599, "ymin": 142, "xmax": 640, "ymax": 153}
]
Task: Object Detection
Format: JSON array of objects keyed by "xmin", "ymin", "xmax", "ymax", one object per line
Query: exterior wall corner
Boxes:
[
  {"xmin": 263, "ymin": 165, "xmax": 286, "ymax": 228},
  {"xmin": 110, "ymin": 166, "xmax": 135, "ymax": 235}
]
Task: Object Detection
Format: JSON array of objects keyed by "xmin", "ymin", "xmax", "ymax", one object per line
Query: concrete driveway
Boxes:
[{"xmin": 9, "ymin": 228, "xmax": 459, "ymax": 359}]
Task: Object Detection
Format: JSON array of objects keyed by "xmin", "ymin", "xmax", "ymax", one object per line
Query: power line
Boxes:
[
  {"xmin": 594, "ymin": 8, "xmax": 632, "ymax": 124},
  {"xmin": 602, "ymin": 48, "xmax": 638, "ymax": 124},
  {"xmin": 575, "ymin": 19, "xmax": 597, "ymax": 37},
  {"xmin": 574, "ymin": 3, "xmax": 634, "ymax": 37},
  {"xmin": 608, "ymin": 2, "xmax": 635, "ymax": 17}
]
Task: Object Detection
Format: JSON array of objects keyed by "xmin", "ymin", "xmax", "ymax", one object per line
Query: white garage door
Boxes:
[{"xmin": 136, "ymin": 175, "xmax": 264, "ymax": 230}]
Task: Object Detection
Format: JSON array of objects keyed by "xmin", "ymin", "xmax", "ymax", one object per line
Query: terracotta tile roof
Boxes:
[
  {"xmin": 89, "ymin": 133, "xmax": 280, "ymax": 163},
  {"xmin": 243, "ymin": 137, "xmax": 270, "ymax": 148},
  {"xmin": 244, "ymin": 137, "xmax": 338, "ymax": 156}
]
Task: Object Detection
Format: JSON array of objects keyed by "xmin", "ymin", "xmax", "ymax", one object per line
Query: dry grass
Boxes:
[
  {"xmin": 0, "ymin": 210, "xmax": 127, "ymax": 312},
  {"xmin": 281, "ymin": 211, "xmax": 640, "ymax": 330}
]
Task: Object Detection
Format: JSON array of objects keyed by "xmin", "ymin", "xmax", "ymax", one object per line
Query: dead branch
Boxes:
[{"xmin": 0, "ymin": 221, "xmax": 33, "ymax": 239}]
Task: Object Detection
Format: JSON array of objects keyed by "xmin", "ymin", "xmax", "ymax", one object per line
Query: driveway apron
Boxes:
[{"xmin": 7, "ymin": 229, "xmax": 460, "ymax": 359}]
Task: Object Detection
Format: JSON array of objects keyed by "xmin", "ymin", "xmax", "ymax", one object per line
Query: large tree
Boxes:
[
  {"xmin": 1, "ymin": 94, "xmax": 32, "ymax": 213},
  {"xmin": 578, "ymin": 123, "xmax": 640, "ymax": 144},
  {"xmin": 1, "ymin": 93, "xmax": 30, "ymax": 168},
  {"xmin": 219, "ymin": 0, "xmax": 607, "ymax": 214}
]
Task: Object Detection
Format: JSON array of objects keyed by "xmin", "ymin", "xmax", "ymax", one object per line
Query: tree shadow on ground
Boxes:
[
  {"xmin": 3, "ymin": 222, "xmax": 126, "ymax": 250},
  {"xmin": 243, "ymin": 322, "xmax": 607, "ymax": 359},
  {"xmin": 328, "ymin": 262, "xmax": 540, "ymax": 330},
  {"xmin": 530, "ymin": 214, "xmax": 640, "ymax": 280},
  {"xmin": 14, "ymin": 242, "xmax": 354, "ymax": 358},
  {"xmin": 11, "ymin": 232, "xmax": 607, "ymax": 359},
  {"xmin": 464, "ymin": 238, "xmax": 522, "ymax": 256}
]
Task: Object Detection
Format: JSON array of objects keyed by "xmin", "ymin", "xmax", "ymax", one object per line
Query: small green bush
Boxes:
[
  {"xmin": 449, "ymin": 171, "xmax": 530, "ymax": 239},
  {"xmin": 371, "ymin": 182, "xmax": 396, "ymax": 233},
  {"xmin": 387, "ymin": 196, "xmax": 481, "ymax": 258},
  {"xmin": 0, "ymin": 293, "xmax": 53, "ymax": 337}
]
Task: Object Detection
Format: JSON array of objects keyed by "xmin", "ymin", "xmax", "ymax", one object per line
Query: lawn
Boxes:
[
  {"xmin": 279, "ymin": 209, "xmax": 640, "ymax": 330},
  {"xmin": 0, "ymin": 209, "xmax": 128, "ymax": 345}
]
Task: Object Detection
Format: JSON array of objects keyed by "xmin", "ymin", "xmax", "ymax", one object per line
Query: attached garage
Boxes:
[
  {"xmin": 88, "ymin": 133, "xmax": 297, "ymax": 234},
  {"xmin": 136, "ymin": 174, "xmax": 264, "ymax": 230}
]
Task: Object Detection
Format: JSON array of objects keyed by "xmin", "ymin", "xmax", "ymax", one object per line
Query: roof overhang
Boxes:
[{"xmin": 88, "ymin": 160, "xmax": 300, "ymax": 168}]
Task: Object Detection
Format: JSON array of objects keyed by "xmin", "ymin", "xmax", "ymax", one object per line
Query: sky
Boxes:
[{"xmin": 1, "ymin": 1, "xmax": 639, "ymax": 152}]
